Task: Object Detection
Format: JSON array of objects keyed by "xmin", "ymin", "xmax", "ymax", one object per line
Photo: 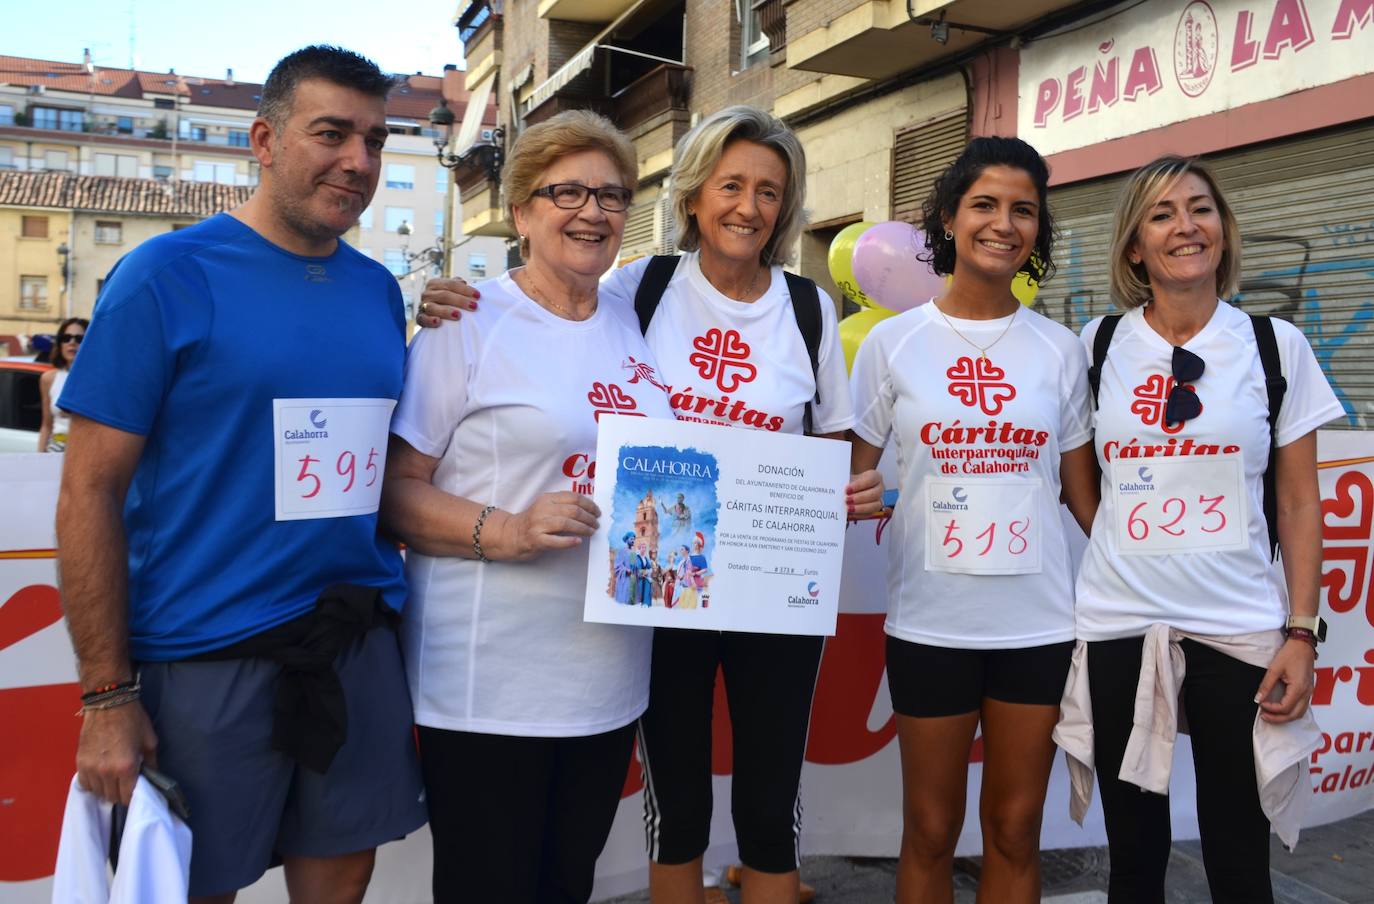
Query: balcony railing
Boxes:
[
  {"xmin": 612, "ymin": 63, "xmax": 692, "ymax": 132},
  {"xmin": 756, "ymin": 0, "xmax": 786, "ymax": 53}
]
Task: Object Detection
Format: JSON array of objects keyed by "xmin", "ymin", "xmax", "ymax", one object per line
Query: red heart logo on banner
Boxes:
[
  {"xmin": 0, "ymin": 584, "xmax": 63, "ymax": 653},
  {"xmin": 0, "ymin": 584, "xmax": 80, "ymax": 880}
]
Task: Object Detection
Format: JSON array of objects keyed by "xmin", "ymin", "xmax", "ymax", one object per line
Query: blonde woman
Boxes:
[
  {"xmin": 380, "ymin": 110, "xmax": 674, "ymax": 904},
  {"xmin": 420, "ymin": 105, "xmax": 883, "ymax": 904},
  {"xmin": 1061, "ymin": 155, "xmax": 1340, "ymax": 902}
]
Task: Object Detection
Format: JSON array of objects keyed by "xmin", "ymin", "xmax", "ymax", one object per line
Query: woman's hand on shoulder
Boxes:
[
  {"xmin": 490, "ymin": 492, "xmax": 601, "ymax": 561},
  {"xmin": 1255, "ymin": 638, "xmax": 1317, "ymax": 723},
  {"xmin": 416, "ymin": 277, "xmax": 481, "ymax": 329},
  {"xmin": 846, "ymin": 469, "xmax": 884, "ymax": 517}
]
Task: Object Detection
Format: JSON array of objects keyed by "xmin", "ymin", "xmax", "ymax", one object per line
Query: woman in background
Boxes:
[{"xmin": 38, "ymin": 317, "xmax": 88, "ymax": 452}]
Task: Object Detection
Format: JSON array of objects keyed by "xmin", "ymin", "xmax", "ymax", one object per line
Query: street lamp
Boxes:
[
  {"xmin": 56, "ymin": 242, "xmax": 72, "ymax": 318},
  {"xmin": 428, "ymin": 98, "xmax": 503, "ymax": 181}
]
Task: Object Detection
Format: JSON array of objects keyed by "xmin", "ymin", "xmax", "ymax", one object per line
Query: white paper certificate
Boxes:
[{"xmin": 583, "ymin": 415, "xmax": 851, "ymax": 636}]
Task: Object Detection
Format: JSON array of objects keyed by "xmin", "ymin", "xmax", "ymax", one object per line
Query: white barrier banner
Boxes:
[{"xmin": 3, "ymin": 432, "xmax": 1370, "ymax": 901}]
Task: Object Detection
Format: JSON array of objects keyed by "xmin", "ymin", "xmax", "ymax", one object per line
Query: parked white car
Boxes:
[{"xmin": 0, "ymin": 360, "xmax": 52, "ymax": 453}]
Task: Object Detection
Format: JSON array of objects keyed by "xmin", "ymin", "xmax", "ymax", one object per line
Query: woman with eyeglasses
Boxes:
[
  {"xmin": 1060, "ymin": 155, "xmax": 1342, "ymax": 902},
  {"xmin": 38, "ymin": 317, "xmax": 89, "ymax": 452},
  {"xmin": 378, "ymin": 110, "xmax": 675, "ymax": 904},
  {"xmin": 418, "ymin": 105, "xmax": 883, "ymax": 904}
]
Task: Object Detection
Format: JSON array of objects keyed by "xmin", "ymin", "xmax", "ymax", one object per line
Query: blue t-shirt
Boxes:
[{"xmin": 60, "ymin": 214, "xmax": 408, "ymax": 661}]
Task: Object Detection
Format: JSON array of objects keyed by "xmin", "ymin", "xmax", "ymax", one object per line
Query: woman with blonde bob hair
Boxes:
[
  {"xmin": 415, "ymin": 103, "xmax": 883, "ymax": 904},
  {"xmin": 1060, "ymin": 154, "xmax": 1341, "ymax": 902},
  {"xmin": 381, "ymin": 109, "xmax": 677, "ymax": 904}
]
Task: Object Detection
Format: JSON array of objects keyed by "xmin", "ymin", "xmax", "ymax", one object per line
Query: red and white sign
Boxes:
[
  {"xmin": 3, "ymin": 432, "xmax": 1371, "ymax": 901},
  {"xmin": 1018, "ymin": 0, "xmax": 1374, "ymax": 156}
]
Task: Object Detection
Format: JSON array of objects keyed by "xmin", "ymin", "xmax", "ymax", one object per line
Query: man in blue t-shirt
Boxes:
[{"xmin": 56, "ymin": 46, "xmax": 426, "ymax": 901}]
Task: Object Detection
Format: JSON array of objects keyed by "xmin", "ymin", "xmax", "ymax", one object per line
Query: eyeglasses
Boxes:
[
  {"xmin": 1163, "ymin": 346, "xmax": 1204, "ymax": 427},
  {"xmin": 60, "ymin": 334, "xmax": 84, "ymax": 345},
  {"xmin": 531, "ymin": 183, "xmax": 632, "ymax": 212}
]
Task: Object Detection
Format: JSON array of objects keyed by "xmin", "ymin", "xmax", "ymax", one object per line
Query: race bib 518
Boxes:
[{"xmin": 924, "ymin": 477, "xmax": 1043, "ymax": 575}]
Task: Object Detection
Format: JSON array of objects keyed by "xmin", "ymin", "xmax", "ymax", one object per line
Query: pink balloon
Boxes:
[{"xmin": 851, "ymin": 221, "xmax": 945, "ymax": 312}]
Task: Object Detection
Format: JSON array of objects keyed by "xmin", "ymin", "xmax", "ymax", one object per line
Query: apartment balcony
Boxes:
[
  {"xmin": 538, "ymin": 0, "xmax": 637, "ymax": 23},
  {"xmin": 453, "ymin": 148, "xmax": 513, "ymax": 237},
  {"xmin": 456, "ymin": 0, "xmax": 503, "ymax": 90},
  {"xmin": 786, "ymin": 0, "xmax": 1089, "ymax": 81},
  {"xmin": 612, "ymin": 62, "xmax": 690, "ymax": 132}
]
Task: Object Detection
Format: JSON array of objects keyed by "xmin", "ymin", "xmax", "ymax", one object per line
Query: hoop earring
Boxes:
[{"xmin": 944, "ymin": 230, "xmax": 954, "ymax": 241}]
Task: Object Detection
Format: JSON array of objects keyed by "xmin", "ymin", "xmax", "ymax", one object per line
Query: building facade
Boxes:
[
  {"xmin": 0, "ymin": 171, "xmax": 253, "ymax": 337},
  {"xmin": 0, "ymin": 52, "xmax": 510, "ymax": 335},
  {"xmin": 455, "ymin": 0, "xmax": 1374, "ymax": 424}
]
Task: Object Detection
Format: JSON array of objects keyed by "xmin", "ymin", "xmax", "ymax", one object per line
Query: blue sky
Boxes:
[{"xmin": 5, "ymin": 0, "xmax": 465, "ymax": 83}]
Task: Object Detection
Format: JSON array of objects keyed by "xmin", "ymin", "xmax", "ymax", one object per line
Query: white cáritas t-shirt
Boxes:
[
  {"xmin": 850, "ymin": 302, "xmax": 1092, "ymax": 649},
  {"xmin": 391, "ymin": 271, "xmax": 675, "ymax": 737},
  {"xmin": 601, "ymin": 252, "xmax": 855, "ymax": 436},
  {"xmin": 1076, "ymin": 301, "xmax": 1344, "ymax": 640}
]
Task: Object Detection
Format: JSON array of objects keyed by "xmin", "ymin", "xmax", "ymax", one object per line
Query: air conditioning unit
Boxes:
[{"xmin": 27, "ymin": 84, "xmax": 46, "ymax": 95}]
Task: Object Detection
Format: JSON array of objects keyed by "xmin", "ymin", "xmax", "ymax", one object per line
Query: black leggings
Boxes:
[
  {"xmin": 637, "ymin": 627, "xmax": 824, "ymax": 873},
  {"xmin": 1087, "ymin": 637, "xmax": 1273, "ymax": 904},
  {"xmin": 418, "ymin": 723, "xmax": 636, "ymax": 904}
]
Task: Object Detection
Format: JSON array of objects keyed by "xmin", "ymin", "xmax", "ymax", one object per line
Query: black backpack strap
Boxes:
[
  {"xmin": 1087, "ymin": 314, "xmax": 1123, "ymax": 409},
  {"xmin": 1251, "ymin": 313, "xmax": 1288, "ymax": 561},
  {"xmin": 782, "ymin": 271, "xmax": 823, "ymax": 435},
  {"xmin": 633, "ymin": 255, "xmax": 681, "ymax": 335}
]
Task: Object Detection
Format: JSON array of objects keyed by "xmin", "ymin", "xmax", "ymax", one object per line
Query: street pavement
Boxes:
[{"xmin": 605, "ymin": 808, "xmax": 1374, "ymax": 903}]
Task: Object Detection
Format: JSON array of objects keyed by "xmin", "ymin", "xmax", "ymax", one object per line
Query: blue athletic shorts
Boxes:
[{"xmin": 136, "ymin": 623, "xmax": 427, "ymax": 897}]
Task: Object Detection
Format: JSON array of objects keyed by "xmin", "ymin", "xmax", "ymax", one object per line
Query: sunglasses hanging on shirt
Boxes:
[{"xmin": 1163, "ymin": 346, "xmax": 1205, "ymax": 427}]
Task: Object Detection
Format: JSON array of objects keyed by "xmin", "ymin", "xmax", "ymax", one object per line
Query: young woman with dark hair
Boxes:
[
  {"xmin": 38, "ymin": 316, "xmax": 88, "ymax": 452},
  {"xmin": 848, "ymin": 137, "xmax": 1099, "ymax": 903}
]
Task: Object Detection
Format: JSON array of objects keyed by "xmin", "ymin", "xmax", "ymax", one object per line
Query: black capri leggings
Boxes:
[
  {"xmin": 637, "ymin": 627, "xmax": 824, "ymax": 873},
  {"xmin": 1087, "ymin": 636, "xmax": 1273, "ymax": 904}
]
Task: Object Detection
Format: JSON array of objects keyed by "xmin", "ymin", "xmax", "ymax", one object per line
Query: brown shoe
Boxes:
[
  {"xmin": 704, "ymin": 887, "xmax": 732, "ymax": 904},
  {"xmin": 799, "ymin": 880, "xmax": 816, "ymax": 903}
]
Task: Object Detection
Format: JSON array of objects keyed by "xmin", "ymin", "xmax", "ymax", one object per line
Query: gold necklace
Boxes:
[
  {"xmin": 935, "ymin": 302, "xmax": 1019, "ymax": 361},
  {"xmin": 522, "ymin": 269, "xmax": 596, "ymax": 321}
]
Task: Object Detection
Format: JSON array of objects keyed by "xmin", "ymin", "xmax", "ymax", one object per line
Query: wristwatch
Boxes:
[{"xmin": 1285, "ymin": 614, "xmax": 1328, "ymax": 643}]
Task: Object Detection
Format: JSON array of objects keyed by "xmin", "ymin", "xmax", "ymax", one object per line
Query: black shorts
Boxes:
[{"xmin": 885, "ymin": 635, "xmax": 1073, "ymax": 718}]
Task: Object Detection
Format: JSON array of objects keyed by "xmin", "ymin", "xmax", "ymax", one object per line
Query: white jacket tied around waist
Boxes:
[{"xmin": 1053, "ymin": 623, "xmax": 1322, "ymax": 849}]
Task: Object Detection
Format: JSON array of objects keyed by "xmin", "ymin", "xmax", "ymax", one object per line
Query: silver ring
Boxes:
[{"xmin": 420, "ymin": 301, "xmax": 429, "ymax": 315}]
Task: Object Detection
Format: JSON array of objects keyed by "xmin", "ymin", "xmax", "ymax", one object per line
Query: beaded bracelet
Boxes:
[
  {"xmin": 473, "ymin": 504, "xmax": 497, "ymax": 563},
  {"xmin": 76, "ymin": 683, "xmax": 142, "ymax": 716},
  {"xmin": 80, "ymin": 680, "xmax": 139, "ymax": 706}
]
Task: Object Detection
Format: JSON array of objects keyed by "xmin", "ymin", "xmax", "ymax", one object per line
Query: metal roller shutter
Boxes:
[
  {"xmin": 620, "ymin": 182, "xmax": 660, "ymax": 262},
  {"xmin": 1035, "ymin": 120, "xmax": 1374, "ymax": 430},
  {"xmin": 891, "ymin": 109, "xmax": 969, "ymax": 224}
]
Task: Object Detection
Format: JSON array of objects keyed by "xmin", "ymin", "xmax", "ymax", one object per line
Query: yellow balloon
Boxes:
[
  {"xmin": 1012, "ymin": 272, "xmax": 1040, "ymax": 306},
  {"xmin": 828, "ymin": 221, "xmax": 877, "ymax": 308},
  {"xmin": 839, "ymin": 306, "xmax": 899, "ymax": 374}
]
